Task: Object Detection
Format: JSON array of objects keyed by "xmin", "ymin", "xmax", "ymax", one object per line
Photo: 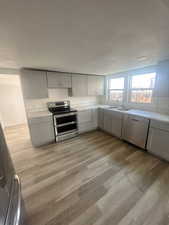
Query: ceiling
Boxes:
[{"xmin": 0, "ymin": 0, "xmax": 169, "ymax": 75}]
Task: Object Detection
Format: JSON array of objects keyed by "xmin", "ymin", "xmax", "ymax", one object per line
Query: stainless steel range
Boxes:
[{"xmin": 47, "ymin": 101, "xmax": 78, "ymax": 142}]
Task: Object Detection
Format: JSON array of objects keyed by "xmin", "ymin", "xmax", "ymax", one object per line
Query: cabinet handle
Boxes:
[{"xmin": 131, "ymin": 119, "xmax": 139, "ymax": 122}]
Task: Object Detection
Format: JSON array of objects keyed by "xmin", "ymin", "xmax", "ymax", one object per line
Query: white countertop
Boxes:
[
  {"xmin": 27, "ymin": 105, "xmax": 169, "ymax": 124},
  {"xmin": 125, "ymin": 109, "xmax": 169, "ymax": 123},
  {"xmin": 74, "ymin": 104, "xmax": 109, "ymax": 111},
  {"xmin": 27, "ymin": 111, "xmax": 52, "ymax": 119}
]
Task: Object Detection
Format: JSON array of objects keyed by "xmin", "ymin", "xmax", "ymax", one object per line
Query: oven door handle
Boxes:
[{"xmin": 54, "ymin": 112, "xmax": 77, "ymax": 118}]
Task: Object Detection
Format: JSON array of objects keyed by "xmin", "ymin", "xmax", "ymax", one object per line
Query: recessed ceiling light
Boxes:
[{"xmin": 137, "ymin": 56, "xmax": 147, "ymax": 61}]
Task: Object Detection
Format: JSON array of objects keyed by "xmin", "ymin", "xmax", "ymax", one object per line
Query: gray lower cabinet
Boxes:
[
  {"xmin": 88, "ymin": 76, "xmax": 104, "ymax": 96},
  {"xmin": 47, "ymin": 71, "xmax": 72, "ymax": 88},
  {"xmin": 147, "ymin": 120, "xmax": 169, "ymax": 161},
  {"xmin": 72, "ymin": 74, "xmax": 88, "ymax": 96},
  {"xmin": 98, "ymin": 108, "xmax": 104, "ymax": 129},
  {"xmin": 78, "ymin": 109, "xmax": 98, "ymax": 133},
  {"xmin": 103, "ymin": 109, "xmax": 113, "ymax": 134},
  {"xmin": 28, "ymin": 116, "xmax": 55, "ymax": 147},
  {"xmin": 103, "ymin": 109, "xmax": 123, "ymax": 138},
  {"xmin": 20, "ymin": 69, "xmax": 48, "ymax": 99},
  {"xmin": 111, "ymin": 111, "xmax": 123, "ymax": 138}
]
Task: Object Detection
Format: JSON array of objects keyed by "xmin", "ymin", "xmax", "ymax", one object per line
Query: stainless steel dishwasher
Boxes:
[{"xmin": 122, "ymin": 114, "xmax": 150, "ymax": 149}]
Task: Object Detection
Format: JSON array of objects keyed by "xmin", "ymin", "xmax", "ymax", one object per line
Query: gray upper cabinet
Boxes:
[
  {"xmin": 47, "ymin": 71, "xmax": 72, "ymax": 88},
  {"xmin": 20, "ymin": 69, "xmax": 48, "ymax": 99},
  {"xmin": 72, "ymin": 74, "xmax": 88, "ymax": 96},
  {"xmin": 88, "ymin": 75, "xmax": 104, "ymax": 96}
]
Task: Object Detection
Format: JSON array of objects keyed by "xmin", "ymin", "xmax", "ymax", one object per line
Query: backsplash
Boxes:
[
  {"xmin": 25, "ymin": 89, "xmax": 100, "ymax": 113},
  {"xmin": 99, "ymin": 96, "xmax": 169, "ymax": 115}
]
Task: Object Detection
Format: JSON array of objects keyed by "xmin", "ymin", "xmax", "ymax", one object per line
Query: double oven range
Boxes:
[{"xmin": 47, "ymin": 101, "xmax": 78, "ymax": 142}]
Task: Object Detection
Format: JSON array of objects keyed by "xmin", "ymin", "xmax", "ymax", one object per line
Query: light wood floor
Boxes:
[{"xmin": 4, "ymin": 124, "xmax": 169, "ymax": 225}]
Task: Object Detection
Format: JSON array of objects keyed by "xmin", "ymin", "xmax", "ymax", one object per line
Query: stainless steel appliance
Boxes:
[
  {"xmin": 0, "ymin": 123, "xmax": 26, "ymax": 225},
  {"xmin": 122, "ymin": 114, "xmax": 150, "ymax": 149},
  {"xmin": 47, "ymin": 101, "xmax": 78, "ymax": 142}
]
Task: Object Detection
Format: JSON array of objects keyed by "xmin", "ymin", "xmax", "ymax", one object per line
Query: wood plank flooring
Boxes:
[{"xmin": 4, "ymin": 124, "xmax": 169, "ymax": 225}]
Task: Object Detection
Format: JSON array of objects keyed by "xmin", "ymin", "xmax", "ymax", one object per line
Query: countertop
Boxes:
[
  {"xmin": 27, "ymin": 105, "xmax": 169, "ymax": 124},
  {"xmin": 103, "ymin": 108, "xmax": 169, "ymax": 124},
  {"xmin": 74, "ymin": 104, "xmax": 109, "ymax": 111},
  {"xmin": 27, "ymin": 104, "xmax": 109, "ymax": 119},
  {"xmin": 27, "ymin": 111, "xmax": 52, "ymax": 119},
  {"xmin": 126, "ymin": 109, "xmax": 169, "ymax": 123}
]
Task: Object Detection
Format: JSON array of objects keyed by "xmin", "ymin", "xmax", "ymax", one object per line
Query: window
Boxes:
[
  {"xmin": 108, "ymin": 77, "xmax": 125, "ymax": 103},
  {"xmin": 129, "ymin": 72, "xmax": 156, "ymax": 104}
]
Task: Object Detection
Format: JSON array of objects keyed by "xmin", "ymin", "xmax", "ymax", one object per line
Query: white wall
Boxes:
[{"xmin": 0, "ymin": 75, "xmax": 27, "ymax": 127}]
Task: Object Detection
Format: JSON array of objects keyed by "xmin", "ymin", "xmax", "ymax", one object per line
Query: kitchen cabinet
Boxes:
[
  {"xmin": 103, "ymin": 109, "xmax": 113, "ymax": 134},
  {"xmin": 72, "ymin": 74, "xmax": 88, "ymax": 96},
  {"xmin": 122, "ymin": 114, "xmax": 149, "ymax": 149},
  {"xmin": 111, "ymin": 110, "xmax": 123, "ymax": 138},
  {"xmin": 147, "ymin": 120, "xmax": 169, "ymax": 161},
  {"xmin": 78, "ymin": 108, "xmax": 98, "ymax": 133},
  {"xmin": 28, "ymin": 115, "xmax": 55, "ymax": 147},
  {"xmin": 20, "ymin": 69, "xmax": 48, "ymax": 99},
  {"xmin": 47, "ymin": 71, "xmax": 71, "ymax": 88},
  {"xmin": 88, "ymin": 75, "xmax": 104, "ymax": 96},
  {"xmin": 103, "ymin": 109, "xmax": 123, "ymax": 138},
  {"xmin": 98, "ymin": 108, "xmax": 104, "ymax": 129}
]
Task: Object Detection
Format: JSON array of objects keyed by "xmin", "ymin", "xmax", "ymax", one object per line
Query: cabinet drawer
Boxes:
[{"xmin": 150, "ymin": 119, "xmax": 169, "ymax": 132}]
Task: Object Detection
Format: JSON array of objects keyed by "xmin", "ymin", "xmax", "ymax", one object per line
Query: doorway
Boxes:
[{"xmin": 0, "ymin": 74, "xmax": 27, "ymax": 128}]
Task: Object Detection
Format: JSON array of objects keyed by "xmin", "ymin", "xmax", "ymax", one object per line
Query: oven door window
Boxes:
[
  {"xmin": 57, "ymin": 124, "xmax": 77, "ymax": 134},
  {"xmin": 56, "ymin": 115, "xmax": 77, "ymax": 125}
]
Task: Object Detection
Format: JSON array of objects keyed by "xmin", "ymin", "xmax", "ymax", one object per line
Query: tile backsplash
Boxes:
[
  {"xmin": 25, "ymin": 89, "xmax": 100, "ymax": 113},
  {"xmin": 99, "ymin": 95, "xmax": 169, "ymax": 115}
]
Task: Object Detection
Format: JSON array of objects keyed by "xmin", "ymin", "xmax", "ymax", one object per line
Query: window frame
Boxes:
[
  {"xmin": 128, "ymin": 72, "xmax": 156, "ymax": 105},
  {"xmin": 107, "ymin": 75, "xmax": 126, "ymax": 104}
]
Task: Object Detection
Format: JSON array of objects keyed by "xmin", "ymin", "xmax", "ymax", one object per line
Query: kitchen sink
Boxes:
[
  {"xmin": 108, "ymin": 106, "xmax": 129, "ymax": 112},
  {"xmin": 116, "ymin": 108, "xmax": 129, "ymax": 111}
]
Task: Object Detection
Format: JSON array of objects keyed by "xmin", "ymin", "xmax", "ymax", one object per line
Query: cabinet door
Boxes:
[
  {"xmin": 20, "ymin": 69, "xmax": 48, "ymax": 99},
  {"xmin": 78, "ymin": 109, "xmax": 97, "ymax": 133},
  {"xmin": 92, "ymin": 108, "xmax": 98, "ymax": 128},
  {"xmin": 103, "ymin": 110, "xmax": 113, "ymax": 134},
  {"xmin": 88, "ymin": 76, "xmax": 104, "ymax": 96},
  {"xmin": 47, "ymin": 72, "xmax": 71, "ymax": 88},
  {"xmin": 97, "ymin": 76, "xmax": 104, "ymax": 95},
  {"xmin": 72, "ymin": 74, "xmax": 88, "ymax": 96},
  {"xmin": 98, "ymin": 108, "xmax": 104, "ymax": 129},
  {"xmin": 111, "ymin": 111, "xmax": 123, "ymax": 138},
  {"xmin": 88, "ymin": 76, "xmax": 97, "ymax": 96},
  {"xmin": 28, "ymin": 116, "xmax": 55, "ymax": 147},
  {"xmin": 147, "ymin": 128, "xmax": 169, "ymax": 161},
  {"xmin": 78, "ymin": 109, "xmax": 92, "ymax": 124}
]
